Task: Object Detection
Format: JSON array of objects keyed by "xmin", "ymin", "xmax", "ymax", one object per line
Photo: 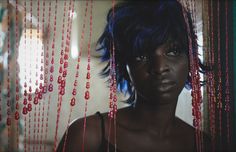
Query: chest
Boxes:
[{"xmin": 112, "ymin": 130, "xmax": 195, "ymax": 152}]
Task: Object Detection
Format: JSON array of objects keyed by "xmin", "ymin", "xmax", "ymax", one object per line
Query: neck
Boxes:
[{"xmin": 131, "ymin": 96, "xmax": 178, "ymax": 136}]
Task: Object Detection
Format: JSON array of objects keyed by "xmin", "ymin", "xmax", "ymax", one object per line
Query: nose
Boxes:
[{"xmin": 149, "ymin": 55, "xmax": 170, "ymax": 76}]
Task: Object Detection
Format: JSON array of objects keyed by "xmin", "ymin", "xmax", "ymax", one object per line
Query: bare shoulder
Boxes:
[
  {"xmin": 56, "ymin": 112, "xmax": 104, "ymax": 152},
  {"xmin": 175, "ymin": 117, "xmax": 212, "ymax": 151}
]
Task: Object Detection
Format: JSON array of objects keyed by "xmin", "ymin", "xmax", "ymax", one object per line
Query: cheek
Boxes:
[{"xmin": 175, "ymin": 60, "xmax": 189, "ymax": 85}]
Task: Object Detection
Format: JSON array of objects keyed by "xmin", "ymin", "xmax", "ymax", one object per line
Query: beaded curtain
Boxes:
[{"xmin": 0, "ymin": 0, "xmax": 235, "ymax": 152}]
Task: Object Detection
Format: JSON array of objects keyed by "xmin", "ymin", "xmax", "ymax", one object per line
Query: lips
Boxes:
[{"xmin": 151, "ymin": 80, "xmax": 176, "ymax": 92}]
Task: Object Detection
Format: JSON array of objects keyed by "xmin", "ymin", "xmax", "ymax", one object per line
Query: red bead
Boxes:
[
  {"xmin": 60, "ymin": 57, "xmax": 63, "ymax": 64},
  {"xmin": 43, "ymin": 86, "xmax": 47, "ymax": 93},
  {"xmin": 27, "ymin": 104, "xmax": 32, "ymax": 112},
  {"xmin": 7, "ymin": 109, "xmax": 10, "ymax": 115},
  {"xmin": 70, "ymin": 97, "xmax": 76, "ymax": 106},
  {"xmin": 7, "ymin": 117, "xmax": 11, "ymax": 126},
  {"xmin": 57, "ymin": 76, "xmax": 62, "ymax": 84},
  {"xmin": 64, "ymin": 61, "xmax": 68, "ymax": 68},
  {"xmin": 65, "ymin": 46, "xmax": 69, "ymax": 52},
  {"xmin": 46, "ymin": 60, "xmax": 49, "ymax": 66},
  {"xmin": 23, "ymin": 98, "xmax": 27, "ymax": 105},
  {"xmin": 40, "ymin": 74, "xmax": 43, "ymax": 80},
  {"xmin": 35, "ymin": 88, "xmax": 39, "ymax": 94},
  {"xmin": 63, "ymin": 70, "xmax": 67, "ymax": 77},
  {"xmin": 28, "ymin": 94, "xmax": 32, "ymax": 101},
  {"xmin": 15, "ymin": 102, "xmax": 19, "ymax": 110},
  {"xmin": 38, "ymin": 92, "xmax": 43, "ymax": 99},
  {"xmin": 113, "ymin": 104, "xmax": 117, "ymax": 113},
  {"xmin": 76, "ymin": 64, "xmax": 80, "ymax": 70},
  {"xmin": 64, "ymin": 54, "xmax": 68, "ymax": 60},
  {"xmin": 86, "ymin": 72, "xmax": 90, "ymax": 79},
  {"xmin": 113, "ymin": 95, "xmax": 117, "ymax": 102},
  {"xmin": 50, "ymin": 66, "xmax": 54, "ymax": 73},
  {"xmin": 16, "ymin": 94, "xmax": 19, "ymax": 101},
  {"xmin": 86, "ymin": 82, "xmax": 90, "ymax": 89},
  {"xmin": 84, "ymin": 91, "xmax": 90, "ymax": 100},
  {"xmin": 15, "ymin": 111, "xmax": 20, "ymax": 120},
  {"xmin": 61, "ymin": 80, "xmax": 66, "ymax": 88},
  {"xmin": 51, "ymin": 58, "xmax": 54, "ymax": 64},
  {"xmin": 109, "ymin": 102, "xmax": 113, "ymax": 108},
  {"xmin": 50, "ymin": 75, "xmax": 53, "ymax": 82},
  {"xmin": 109, "ymin": 93, "xmax": 113, "ymax": 99},
  {"xmin": 36, "ymin": 80, "xmax": 39, "ymax": 85},
  {"xmin": 59, "ymin": 66, "xmax": 63, "ymax": 73},
  {"xmin": 60, "ymin": 88, "xmax": 65, "ymax": 95},
  {"xmin": 48, "ymin": 84, "xmax": 53, "ymax": 92},
  {"xmin": 24, "ymin": 82, "xmax": 27, "ymax": 88},
  {"xmin": 16, "ymin": 86, "xmax": 19, "ymax": 92},
  {"xmin": 28, "ymin": 103, "xmax": 32, "ymax": 109},
  {"xmin": 87, "ymin": 64, "xmax": 90, "ymax": 70},
  {"xmin": 74, "ymin": 80, "xmax": 78, "ymax": 86},
  {"xmin": 76, "ymin": 71, "xmax": 79, "ymax": 77},
  {"xmin": 72, "ymin": 88, "xmax": 76, "ymax": 95},
  {"xmin": 34, "ymin": 96, "xmax": 39, "ymax": 105}
]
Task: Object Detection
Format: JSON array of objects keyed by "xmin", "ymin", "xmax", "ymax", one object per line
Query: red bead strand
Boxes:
[
  {"xmin": 43, "ymin": 1, "xmax": 52, "ymax": 151},
  {"xmin": 225, "ymin": 0, "xmax": 231, "ymax": 148},
  {"xmin": 23, "ymin": 1, "xmax": 28, "ymax": 151},
  {"xmin": 53, "ymin": 0, "xmax": 74, "ymax": 151},
  {"xmin": 62, "ymin": 1, "xmax": 89, "ymax": 151},
  {"xmin": 216, "ymin": 0, "xmax": 223, "ymax": 140},
  {"xmin": 6, "ymin": 1, "xmax": 12, "ymax": 151},
  {"xmin": 82, "ymin": 1, "xmax": 93, "ymax": 151}
]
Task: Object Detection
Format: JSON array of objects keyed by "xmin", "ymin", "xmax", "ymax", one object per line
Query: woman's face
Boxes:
[{"xmin": 127, "ymin": 41, "xmax": 189, "ymax": 105}]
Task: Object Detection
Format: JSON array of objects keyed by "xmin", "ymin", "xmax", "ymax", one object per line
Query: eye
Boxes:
[
  {"xmin": 135, "ymin": 55, "xmax": 149, "ymax": 62},
  {"xmin": 166, "ymin": 48, "xmax": 181, "ymax": 57}
]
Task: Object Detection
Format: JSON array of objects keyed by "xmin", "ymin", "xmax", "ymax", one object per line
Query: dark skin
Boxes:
[{"xmin": 57, "ymin": 42, "xmax": 210, "ymax": 151}]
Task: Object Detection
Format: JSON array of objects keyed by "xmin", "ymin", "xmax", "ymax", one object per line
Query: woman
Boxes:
[{"xmin": 57, "ymin": 1, "xmax": 210, "ymax": 151}]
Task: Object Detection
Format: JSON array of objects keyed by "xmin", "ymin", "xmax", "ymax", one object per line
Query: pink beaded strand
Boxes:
[
  {"xmin": 182, "ymin": 4, "xmax": 203, "ymax": 151},
  {"xmin": 216, "ymin": 0, "xmax": 223, "ymax": 140},
  {"xmin": 82, "ymin": 1, "xmax": 93, "ymax": 151},
  {"xmin": 38, "ymin": 0, "xmax": 46, "ymax": 150},
  {"xmin": 43, "ymin": 1, "xmax": 53, "ymax": 151},
  {"xmin": 14, "ymin": 1, "xmax": 20, "ymax": 151},
  {"xmin": 62, "ymin": 1, "xmax": 89, "ymax": 151},
  {"xmin": 207, "ymin": 0, "xmax": 216, "ymax": 150},
  {"xmin": 23, "ymin": 1, "xmax": 27, "ymax": 151},
  {"xmin": 6, "ymin": 1, "xmax": 12, "ymax": 150},
  {"xmin": 53, "ymin": 0, "xmax": 75, "ymax": 151},
  {"xmin": 224, "ymin": 0, "xmax": 231, "ymax": 148}
]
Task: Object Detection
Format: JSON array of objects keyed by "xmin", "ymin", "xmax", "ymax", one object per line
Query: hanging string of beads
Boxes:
[
  {"xmin": 207, "ymin": 0, "xmax": 216, "ymax": 150},
  {"xmin": 216, "ymin": 0, "xmax": 223, "ymax": 141},
  {"xmin": 106, "ymin": 1, "xmax": 117, "ymax": 151},
  {"xmin": 82, "ymin": 1, "xmax": 93, "ymax": 151},
  {"xmin": 224, "ymin": 0, "xmax": 231, "ymax": 148},
  {"xmin": 182, "ymin": 4, "xmax": 203, "ymax": 152},
  {"xmin": 14, "ymin": 0, "xmax": 20, "ymax": 151},
  {"xmin": 53, "ymin": 0, "xmax": 74, "ymax": 151},
  {"xmin": 62, "ymin": 0, "xmax": 89, "ymax": 151},
  {"xmin": 32, "ymin": 1, "xmax": 40, "ymax": 151},
  {"xmin": 23, "ymin": 1, "xmax": 27, "ymax": 151},
  {"xmin": 6, "ymin": 0, "xmax": 12, "ymax": 150},
  {"xmin": 27, "ymin": 0, "xmax": 34, "ymax": 150},
  {"xmin": 39, "ymin": 0, "xmax": 46, "ymax": 150},
  {"xmin": 43, "ymin": 1, "xmax": 52, "ymax": 151}
]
